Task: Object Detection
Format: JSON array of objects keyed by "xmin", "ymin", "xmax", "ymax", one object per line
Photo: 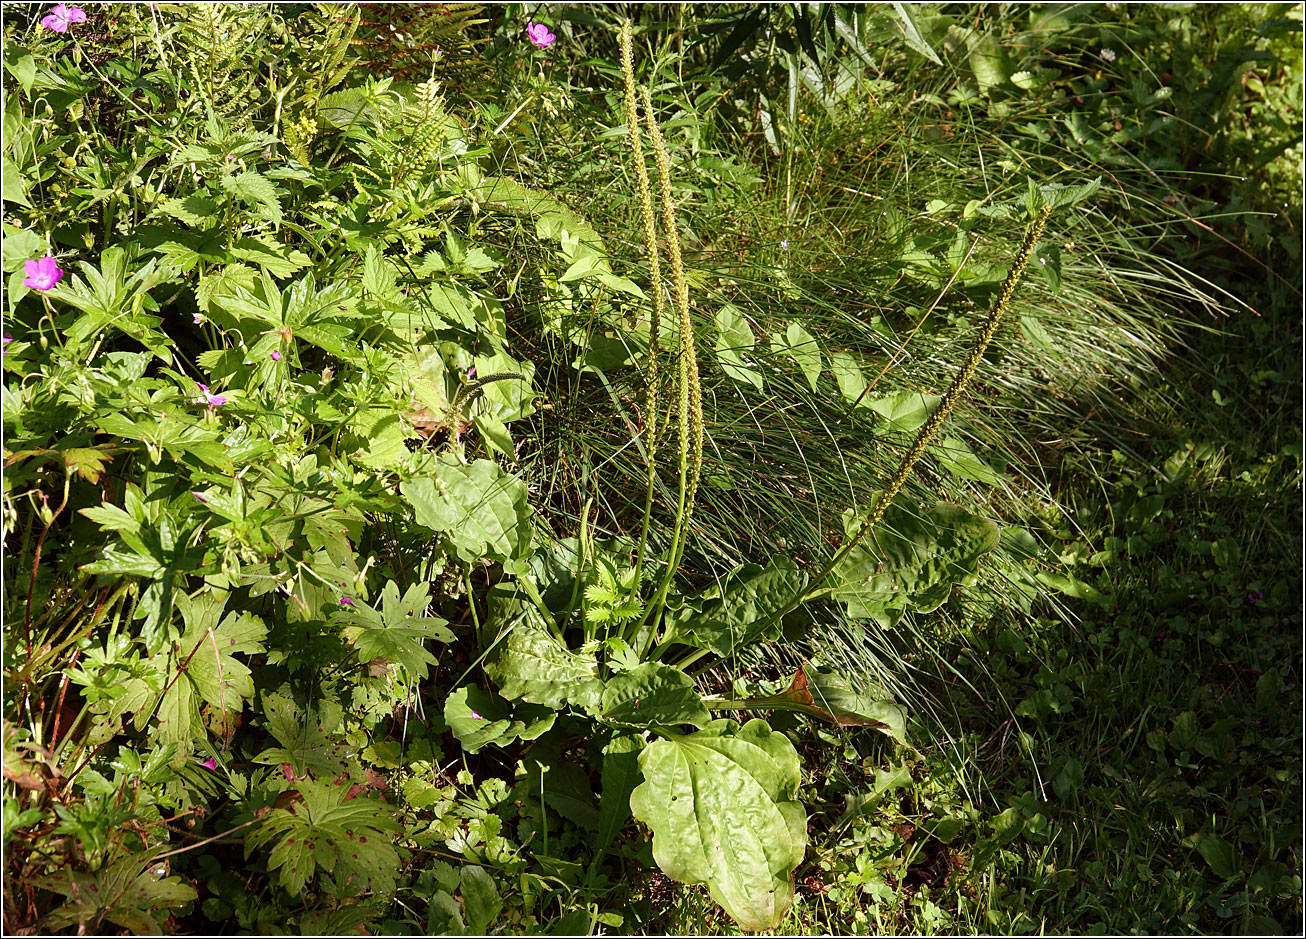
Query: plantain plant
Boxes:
[{"xmin": 457, "ymin": 20, "xmax": 1082, "ymax": 930}]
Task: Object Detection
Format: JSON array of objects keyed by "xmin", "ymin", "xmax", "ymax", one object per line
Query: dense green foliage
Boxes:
[{"xmin": 3, "ymin": 3, "xmax": 1300, "ymax": 934}]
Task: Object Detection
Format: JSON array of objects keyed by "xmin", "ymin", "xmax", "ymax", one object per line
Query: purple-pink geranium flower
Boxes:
[
  {"xmin": 270, "ymin": 350, "xmax": 282, "ymax": 361},
  {"xmin": 526, "ymin": 22, "xmax": 556, "ymax": 48},
  {"xmin": 2, "ymin": 334, "xmax": 12, "ymax": 355},
  {"xmin": 22, "ymin": 256, "xmax": 64, "ymax": 291},
  {"xmin": 195, "ymin": 382, "xmax": 227, "ymax": 408},
  {"xmin": 469, "ymin": 710, "xmax": 483, "ymax": 720},
  {"xmin": 199, "ymin": 756, "xmax": 218, "ymax": 771},
  {"xmin": 340, "ymin": 596, "xmax": 355, "ymax": 607},
  {"xmin": 41, "ymin": 3, "xmax": 87, "ymax": 32}
]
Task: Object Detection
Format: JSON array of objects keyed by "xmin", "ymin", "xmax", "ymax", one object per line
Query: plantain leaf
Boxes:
[
  {"xmin": 666, "ymin": 559, "xmax": 807, "ymax": 658},
  {"xmin": 483, "ymin": 617, "xmax": 603, "ymax": 712},
  {"xmin": 829, "ymin": 497, "xmax": 1000, "ymax": 627},
  {"xmin": 630, "ymin": 718, "xmax": 807, "ymax": 931},
  {"xmin": 599, "ymin": 663, "xmax": 709, "ymax": 729},
  {"xmin": 444, "ymin": 685, "xmax": 556, "ymax": 753},
  {"xmin": 711, "ymin": 663, "xmax": 907, "ymax": 743},
  {"xmin": 403, "ymin": 455, "xmax": 533, "ymax": 563}
]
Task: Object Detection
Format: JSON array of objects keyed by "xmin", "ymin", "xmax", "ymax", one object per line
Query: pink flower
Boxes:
[
  {"xmin": 340, "ymin": 596, "xmax": 355, "ymax": 607},
  {"xmin": 199, "ymin": 756, "xmax": 218, "ymax": 771},
  {"xmin": 1, "ymin": 334, "xmax": 11, "ymax": 355},
  {"xmin": 22, "ymin": 256, "xmax": 64, "ymax": 291},
  {"xmin": 469, "ymin": 710, "xmax": 483, "ymax": 720},
  {"xmin": 526, "ymin": 22, "xmax": 556, "ymax": 48},
  {"xmin": 40, "ymin": 3, "xmax": 87, "ymax": 32},
  {"xmin": 195, "ymin": 382, "xmax": 227, "ymax": 408},
  {"xmin": 270, "ymin": 350, "xmax": 282, "ymax": 361}
]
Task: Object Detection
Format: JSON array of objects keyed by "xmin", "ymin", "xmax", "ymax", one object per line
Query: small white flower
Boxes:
[{"xmin": 1100, "ymin": 48, "xmax": 1117, "ymax": 63}]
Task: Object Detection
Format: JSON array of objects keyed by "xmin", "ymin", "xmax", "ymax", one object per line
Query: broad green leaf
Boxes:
[
  {"xmin": 630, "ymin": 718, "xmax": 807, "ymax": 930},
  {"xmin": 1034, "ymin": 241, "xmax": 1061, "ymax": 293},
  {"xmin": 600, "ymin": 663, "xmax": 710, "ymax": 729},
  {"xmin": 2, "ymin": 156, "xmax": 31, "ymax": 207},
  {"xmin": 891, "ymin": 3, "xmax": 943, "ymax": 64},
  {"xmin": 444, "ymin": 685, "xmax": 556, "ymax": 753},
  {"xmin": 3, "ymin": 45, "xmax": 36, "ymax": 93},
  {"xmin": 714, "ymin": 304, "xmax": 763, "ymax": 391},
  {"xmin": 403, "ymin": 456, "xmax": 533, "ymax": 563},
  {"xmin": 245, "ymin": 779, "xmax": 402, "ymax": 896},
  {"xmin": 668, "ymin": 559, "xmax": 807, "ymax": 658},
  {"xmin": 230, "ymin": 237, "xmax": 310, "ymax": 277},
  {"xmin": 771, "ymin": 321, "xmax": 822, "ymax": 391},
  {"xmin": 597, "ymin": 734, "xmax": 645, "ymax": 856},
  {"xmin": 460, "ymin": 865, "xmax": 503, "ymax": 935},
  {"xmin": 1034, "ymin": 570, "xmax": 1113, "ymax": 608},
  {"xmin": 866, "ymin": 390, "xmax": 942, "ymax": 435},
  {"xmin": 968, "ymin": 32, "xmax": 1013, "ymax": 94},
  {"xmin": 484, "ymin": 617, "xmax": 603, "ymax": 712},
  {"xmin": 830, "ymin": 497, "xmax": 1000, "ymax": 627},
  {"xmin": 829, "ymin": 351, "xmax": 868, "ymax": 405},
  {"xmin": 1196, "ymin": 834, "xmax": 1241, "ymax": 881},
  {"xmin": 335, "ymin": 580, "xmax": 453, "ymax": 680},
  {"xmin": 932, "ymin": 436, "xmax": 1004, "ymax": 485},
  {"xmin": 1019, "ymin": 314, "xmax": 1059, "ymax": 357},
  {"xmin": 1040, "ymin": 176, "xmax": 1102, "ymax": 211}
]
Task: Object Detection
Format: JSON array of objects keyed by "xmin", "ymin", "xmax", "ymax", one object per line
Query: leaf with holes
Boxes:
[
  {"xmin": 630, "ymin": 718, "xmax": 806, "ymax": 931},
  {"xmin": 245, "ymin": 779, "xmax": 402, "ymax": 896}
]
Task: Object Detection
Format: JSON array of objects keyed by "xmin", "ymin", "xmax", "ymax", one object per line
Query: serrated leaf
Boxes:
[
  {"xmin": 253, "ymin": 692, "xmax": 348, "ymax": 778},
  {"xmin": 402, "ymin": 456, "xmax": 533, "ymax": 562},
  {"xmin": 245, "ymin": 779, "xmax": 402, "ymax": 896},
  {"xmin": 460, "ymin": 865, "xmax": 503, "ymax": 935},
  {"xmin": 830, "ymin": 497, "xmax": 1000, "ymax": 627},
  {"xmin": 35, "ymin": 857, "xmax": 198, "ymax": 936},
  {"xmin": 630, "ymin": 718, "xmax": 807, "ymax": 930},
  {"xmin": 230, "ymin": 237, "xmax": 311, "ymax": 277},
  {"xmin": 600, "ymin": 663, "xmax": 709, "ymax": 729},
  {"xmin": 891, "ymin": 3, "xmax": 942, "ymax": 64},
  {"xmin": 335, "ymin": 580, "xmax": 453, "ymax": 680},
  {"xmin": 220, "ymin": 170, "xmax": 282, "ymax": 225}
]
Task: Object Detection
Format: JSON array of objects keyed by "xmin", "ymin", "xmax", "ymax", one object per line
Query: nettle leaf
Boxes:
[
  {"xmin": 335, "ymin": 580, "xmax": 453, "ymax": 680},
  {"xmin": 714, "ymin": 303, "xmax": 763, "ymax": 391},
  {"xmin": 829, "ymin": 497, "xmax": 1000, "ymax": 627},
  {"xmin": 402, "ymin": 456, "xmax": 533, "ymax": 563},
  {"xmin": 35, "ymin": 856, "xmax": 198, "ymax": 936},
  {"xmin": 600, "ymin": 663, "xmax": 710, "ymax": 730},
  {"xmin": 220, "ymin": 169, "xmax": 283, "ymax": 225},
  {"xmin": 444, "ymin": 685, "xmax": 556, "ymax": 754},
  {"xmin": 668, "ymin": 559, "xmax": 807, "ymax": 658},
  {"xmin": 245, "ymin": 779, "xmax": 402, "ymax": 896},
  {"xmin": 630, "ymin": 718, "xmax": 807, "ymax": 931},
  {"xmin": 253, "ymin": 692, "xmax": 350, "ymax": 779}
]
